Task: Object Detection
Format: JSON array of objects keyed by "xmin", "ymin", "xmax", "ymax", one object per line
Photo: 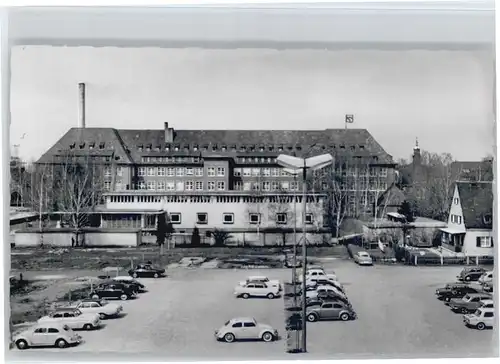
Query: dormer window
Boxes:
[
  {"xmin": 359, "ymin": 145, "xmax": 365, "ymax": 150},
  {"xmin": 321, "ymin": 145, "xmax": 326, "ymax": 150},
  {"xmin": 89, "ymin": 142, "xmax": 95, "ymax": 149},
  {"xmin": 350, "ymin": 145, "xmax": 356, "ymax": 151},
  {"xmin": 212, "ymin": 144, "xmax": 218, "ymax": 151},
  {"xmin": 278, "ymin": 145, "xmax": 283, "ymax": 152},
  {"xmin": 137, "ymin": 144, "xmax": 143, "ymax": 151},
  {"xmin": 69, "ymin": 142, "xmax": 76, "ymax": 150},
  {"xmin": 203, "ymin": 144, "xmax": 209, "ymax": 151},
  {"xmin": 174, "ymin": 145, "xmax": 180, "ymax": 151},
  {"xmin": 483, "ymin": 214, "xmax": 492, "ymax": 225},
  {"xmin": 165, "ymin": 144, "xmax": 170, "ymax": 151},
  {"xmin": 268, "ymin": 146, "xmax": 274, "ymax": 151},
  {"xmin": 259, "ymin": 145, "xmax": 265, "ymax": 152},
  {"xmin": 249, "ymin": 145, "xmax": 255, "ymax": 152},
  {"xmin": 155, "ymin": 145, "xmax": 161, "ymax": 152},
  {"xmin": 146, "ymin": 143, "xmax": 152, "ymax": 151},
  {"xmin": 230, "ymin": 144, "xmax": 237, "ymax": 151},
  {"xmin": 287, "ymin": 145, "xmax": 293, "ymax": 151},
  {"xmin": 296, "ymin": 145, "xmax": 302, "ymax": 151},
  {"xmin": 240, "ymin": 146, "xmax": 246, "ymax": 152},
  {"xmin": 221, "ymin": 145, "xmax": 227, "ymax": 151},
  {"xmin": 193, "ymin": 144, "xmax": 198, "ymax": 151},
  {"xmin": 79, "ymin": 142, "xmax": 85, "ymax": 149}
]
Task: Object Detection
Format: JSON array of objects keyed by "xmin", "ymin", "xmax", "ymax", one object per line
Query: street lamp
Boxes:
[{"xmin": 277, "ymin": 153, "xmax": 333, "ymax": 353}]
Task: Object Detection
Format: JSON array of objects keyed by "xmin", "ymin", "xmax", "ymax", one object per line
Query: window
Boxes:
[
  {"xmin": 147, "ymin": 181, "xmax": 156, "ymax": 190},
  {"xmin": 281, "ymin": 181, "xmax": 290, "ymax": 190},
  {"xmin": 290, "ymin": 181, "xmax": 298, "ymax": 191},
  {"xmin": 138, "ymin": 181, "xmax": 146, "ymax": 190},
  {"xmin": 147, "ymin": 167, "xmax": 155, "ymax": 176},
  {"xmin": 115, "ymin": 182, "xmax": 123, "ymax": 191},
  {"xmin": 170, "ymin": 213, "xmax": 181, "ymax": 224},
  {"xmin": 451, "ymin": 215, "xmax": 462, "ymax": 224},
  {"xmin": 207, "ymin": 167, "xmax": 216, "ymax": 177},
  {"xmin": 243, "ymin": 182, "xmax": 251, "ymax": 191},
  {"xmin": 48, "ymin": 328, "xmax": 59, "ymax": 333},
  {"xmin": 176, "ymin": 168, "xmax": 184, "ymax": 177},
  {"xmin": 195, "ymin": 168, "xmax": 204, "ymax": 177},
  {"xmin": 252, "ymin": 168, "xmax": 260, "ymax": 177},
  {"xmin": 197, "ymin": 213, "xmax": 208, "ymax": 224},
  {"xmin": 271, "ymin": 168, "xmax": 279, "ymax": 177},
  {"xmin": 138, "ymin": 167, "xmax": 146, "ymax": 176},
  {"xmin": 195, "ymin": 181, "xmax": 203, "ymax": 191},
  {"xmin": 369, "ymin": 168, "xmax": 377, "ymax": 177},
  {"xmin": 217, "ymin": 167, "xmax": 225, "ymax": 177},
  {"xmin": 249, "ymin": 213, "xmax": 261, "ymax": 224},
  {"xmin": 185, "ymin": 167, "xmax": 194, "ymax": 176},
  {"xmin": 277, "ymin": 213, "xmax": 287, "ymax": 224},
  {"xmin": 262, "ymin": 181, "xmax": 271, "ymax": 191},
  {"xmin": 379, "ymin": 167, "xmax": 388, "ymax": 177},
  {"xmin": 167, "ymin": 167, "xmax": 175, "ymax": 177},
  {"xmin": 208, "ymin": 181, "xmax": 216, "ymax": 191},
  {"xmin": 217, "ymin": 181, "xmax": 226, "ymax": 190},
  {"xmin": 305, "ymin": 213, "xmax": 314, "ymax": 224},
  {"xmin": 271, "ymin": 181, "xmax": 280, "ymax": 191},
  {"xmin": 234, "ymin": 181, "xmax": 243, "ymax": 190},
  {"xmin": 223, "ymin": 213, "xmax": 234, "ymax": 224},
  {"xmin": 157, "ymin": 167, "xmax": 166, "ymax": 176},
  {"xmin": 243, "ymin": 168, "xmax": 251, "ymax": 176},
  {"xmin": 476, "ymin": 236, "xmax": 492, "ymax": 248},
  {"xmin": 104, "ymin": 181, "xmax": 111, "ymax": 190},
  {"xmin": 157, "ymin": 181, "xmax": 166, "ymax": 191},
  {"xmin": 34, "ymin": 328, "xmax": 47, "ymax": 333},
  {"xmin": 234, "ymin": 168, "xmax": 242, "ymax": 177},
  {"xmin": 184, "ymin": 181, "xmax": 194, "ymax": 191},
  {"xmin": 116, "ymin": 166, "xmax": 123, "ymax": 176},
  {"xmin": 263, "ymin": 168, "xmax": 271, "ymax": 177},
  {"xmin": 232, "ymin": 322, "xmax": 243, "ymax": 328},
  {"xmin": 243, "ymin": 322, "xmax": 256, "ymax": 328},
  {"xmin": 251, "ymin": 182, "xmax": 260, "ymax": 191},
  {"xmin": 484, "ymin": 312, "xmax": 494, "ymax": 318},
  {"xmin": 166, "ymin": 181, "xmax": 175, "ymax": 191},
  {"xmin": 280, "ymin": 169, "xmax": 289, "ymax": 176}
]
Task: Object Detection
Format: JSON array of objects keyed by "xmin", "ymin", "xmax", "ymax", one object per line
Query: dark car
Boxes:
[
  {"xmin": 305, "ymin": 291, "xmax": 351, "ymax": 306},
  {"xmin": 90, "ymin": 283, "xmax": 136, "ymax": 301},
  {"xmin": 447, "ymin": 292, "xmax": 493, "ymax": 314},
  {"xmin": 457, "ymin": 267, "xmax": 486, "ymax": 282},
  {"xmin": 112, "ymin": 278, "xmax": 146, "ymax": 292},
  {"xmin": 436, "ymin": 284, "xmax": 479, "ymax": 302},
  {"xmin": 128, "ymin": 264, "xmax": 166, "ymax": 278},
  {"xmin": 99, "ymin": 279, "xmax": 139, "ymax": 294}
]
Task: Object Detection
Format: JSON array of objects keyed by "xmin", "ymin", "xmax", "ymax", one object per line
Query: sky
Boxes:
[{"xmin": 10, "ymin": 46, "xmax": 495, "ymax": 163}]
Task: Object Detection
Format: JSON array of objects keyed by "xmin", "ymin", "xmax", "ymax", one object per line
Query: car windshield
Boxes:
[
  {"xmin": 359, "ymin": 252, "xmax": 369, "ymax": 257},
  {"xmin": 473, "ymin": 309, "xmax": 481, "ymax": 316},
  {"xmin": 74, "ymin": 310, "xmax": 82, "ymax": 316},
  {"xmin": 463, "ymin": 295, "xmax": 471, "ymax": 301},
  {"xmin": 63, "ymin": 325, "xmax": 71, "ymax": 331}
]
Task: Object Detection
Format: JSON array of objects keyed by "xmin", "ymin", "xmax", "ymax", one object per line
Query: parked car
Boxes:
[
  {"xmin": 316, "ymin": 285, "xmax": 347, "ymax": 300},
  {"xmin": 353, "ymin": 251, "xmax": 373, "ymax": 266},
  {"xmin": 447, "ymin": 293, "xmax": 493, "ymax": 314},
  {"xmin": 483, "ymin": 282, "xmax": 493, "ymax": 293},
  {"xmin": 38, "ymin": 308, "xmax": 101, "ymax": 331},
  {"xmin": 306, "ymin": 302, "xmax": 356, "ymax": 322},
  {"xmin": 238, "ymin": 276, "xmax": 282, "ymax": 291},
  {"xmin": 90, "ymin": 283, "xmax": 137, "ymax": 301},
  {"xmin": 457, "ymin": 267, "xmax": 486, "ymax": 282},
  {"xmin": 128, "ymin": 263, "xmax": 166, "ymax": 278},
  {"xmin": 478, "ymin": 271, "xmax": 493, "ymax": 285},
  {"xmin": 299, "ymin": 268, "xmax": 338, "ymax": 282},
  {"xmin": 463, "ymin": 307, "xmax": 495, "ymax": 330},
  {"xmin": 435, "ymin": 283, "xmax": 478, "ymax": 302},
  {"xmin": 70, "ymin": 299, "xmax": 123, "ymax": 319},
  {"xmin": 306, "ymin": 288, "xmax": 350, "ymax": 306},
  {"xmin": 306, "ymin": 277, "xmax": 344, "ymax": 293},
  {"xmin": 214, "ymin": 317, "xmax": 278, "ymax": 343},
  {"xmin": 234, "ymin": 282, "xmax": 280, "ymax": 299},
  {"xmin": 99, "ymin": 279, "xmax": 139, "ymax": 294},
  {"xmin": 306, "ymin": 297, "xmax": 353, "ymax": 309},
  {"xmin": 479, "ymin": 299, "xmax": 494, "ymax": 310},
  {"xmin": 113, "ymin": 276, "xmax": 146, "ymax": 292},
  {"xmin": 14, "ymin": 323, "xmax": 82, "ymax": 350}
]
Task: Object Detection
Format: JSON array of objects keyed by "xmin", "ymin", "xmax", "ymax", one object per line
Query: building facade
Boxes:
[{"xmin": 36, "ymin": 122, "xmax": 397, "ymax": 241}]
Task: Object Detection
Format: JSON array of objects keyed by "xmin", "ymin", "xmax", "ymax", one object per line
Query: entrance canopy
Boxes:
[{"xmin": 440, "ymin": 227, "xmax": 466, "ymax": 235}]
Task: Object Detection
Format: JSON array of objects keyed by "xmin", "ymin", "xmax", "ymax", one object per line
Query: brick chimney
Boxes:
[
  {"xmin": 78, "ymin": 83, "xmax": 86, "ymax": 128},
  {"xmin": 164, "ymin": 122, "xmax": 174, "ymax": 143}
]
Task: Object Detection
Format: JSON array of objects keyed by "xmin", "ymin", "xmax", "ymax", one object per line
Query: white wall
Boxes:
[
  {"xmin": 447, "ymin": 185, "xmax": 466, "ymax": 232},
  {"xmin": 462, "ymin": 229, "xmax": 494, "ymax": 257},
  {"xmin": 14, "ymin": 232, "xmax": 139, "ymax": 247}
]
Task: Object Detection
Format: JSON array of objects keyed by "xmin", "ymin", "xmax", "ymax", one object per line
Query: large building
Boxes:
[{"xmin": 36, "ymin": 122, "xmax": 396, "ymax": 244}]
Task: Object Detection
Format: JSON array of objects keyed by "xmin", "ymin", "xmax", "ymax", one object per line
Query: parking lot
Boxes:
[{"xmin": 9, "ymin": 260, "xmax": 497, "ymax": 360}]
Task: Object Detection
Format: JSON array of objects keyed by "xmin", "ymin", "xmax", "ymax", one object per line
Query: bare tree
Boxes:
[
  {"xmin": 51, "ymin": 152, "xmax": 105, "ymax": 247},
  {"xmin": 29, "ymin": 163, "xmax": 53, "ymax": 247}
]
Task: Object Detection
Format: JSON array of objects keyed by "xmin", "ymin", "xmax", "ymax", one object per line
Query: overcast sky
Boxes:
[{"xmin": 10, "ymin": 46, "xmax": 494, "ymax": 162}]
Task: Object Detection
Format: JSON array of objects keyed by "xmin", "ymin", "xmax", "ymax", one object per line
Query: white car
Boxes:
[
  {"xmin": 38, "ymin": 308, "xmax": 101, "ymax": 331},
  {"xmin": 478, "ymin": 271, "xmax": 493, "ymax": 285},
  {"xmin": 234, "ymin": 282, "xmax": 280, "ymax": 299},
  {"xmin": 14, "ymin": 323, "xmax": 82, "ymax": 350},
  {"xmin": 214, "ymin": 317, "xmax": 278, "ymax": 343},
  {"xmin": 463, "ymin": 307, "xmax": 495, "ymax": 330},
  {"xmin": 353, "ymin": 251, "xmax": 373, "ymax": 266},
  {"xmin": 238, "ymin": 276, "xmax": 282, "ymax": 291},
  {"xmin": 305, "ymin": 277, "xmax": 344, "ymax": 292},
  {"xmin": 71, "ymin": 299, "xmax": 123, "ymax": 319},
  {"xmin": 299, "ymin": 269, "xmax": 338, "ymax": 282},
  {"xmin": 479, "ymin": 299, "xmax": 494, "ymax": 309}
]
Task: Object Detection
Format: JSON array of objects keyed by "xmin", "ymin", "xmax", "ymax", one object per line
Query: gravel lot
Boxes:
[{"xmin": 9, "ymin": 261, "xmax": 497, "ymax": 360}]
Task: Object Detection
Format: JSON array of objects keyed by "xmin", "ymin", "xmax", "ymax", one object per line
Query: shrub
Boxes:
[
  {"xmin": 191, "ymin": 226, "xmax": 201, "ymax": 247},
  {"xmin": 454, "ymin": 245, "xmax": 461, "ymax": 253}
]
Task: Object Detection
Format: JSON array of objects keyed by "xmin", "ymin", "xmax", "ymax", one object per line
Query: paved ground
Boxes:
[{"xmin": 8, "ymin": 261, "xmax": 497, "ymax": 360}]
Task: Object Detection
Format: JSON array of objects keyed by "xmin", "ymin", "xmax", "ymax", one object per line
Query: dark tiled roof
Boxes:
[
  {"xmin": 377, "ymin": 183, "xmax": 406, "ymax": 207},
  {"xmin": 451, "ymin": 160, "xmax": 493, "ymax": 181},
  {"xmin": 37, "ymin": 127, "xmax": 394, "ymax": 165},
  {"xmin": 456, "ymin": 181, "xmax": 493, "ymax": 229}
]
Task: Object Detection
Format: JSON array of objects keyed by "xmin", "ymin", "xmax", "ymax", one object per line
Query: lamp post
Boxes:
[{"xmin": 277, "ymin": 153, "xmax": 333, "ymax": 353}]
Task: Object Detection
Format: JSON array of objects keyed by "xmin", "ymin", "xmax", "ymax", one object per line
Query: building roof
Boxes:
[
  {"xmin": 456, "ymin": 181, "xmax": 493, "ymax": 229},
  {"xmin": 37, "ymin": 126, "xmax": 395, "ymax": 165},
  {"xmin": 451, "ymin": 160, "xmax": 493, "ymax": 181}
]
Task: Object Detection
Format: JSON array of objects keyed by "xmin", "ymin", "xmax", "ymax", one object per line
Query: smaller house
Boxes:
[
  {"xmin": 375, "ymin": 183, "xmax": 406, "ymax": 218},
  {"xmin": 440, "ymin": 181, "xmax": 494, "ymax": 257}
]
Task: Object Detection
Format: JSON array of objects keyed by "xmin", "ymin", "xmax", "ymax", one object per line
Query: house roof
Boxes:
[
  {"xmin": 37, "ymin": 126, "xmax": 395, "ymax": 165},
  {"xmin": 376, "ymin": 183, "xmax": 406, "ymax": 206},
  {"xmin": 456, "ymin": 181, "xmax": 493, "ymax": 229},
  {"xmin": 451, "ymin": 160, "xmax": 493, "ymax": 181}
]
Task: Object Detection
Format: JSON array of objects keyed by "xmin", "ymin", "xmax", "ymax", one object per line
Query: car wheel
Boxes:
[
  {"xmin": 224, "ymin": 333, "xmax": 235, "ymax": 343},
  {"xmin": 445, "ymin": 297, "xmax": 451, "ymax": 302},
  {"xmin": 340, "ymin": 313, "xmax": 350, "ymax": 321},
  {"xmin": 154, "ymin": 272, "xmax": 159, "ymax": 278},
  {"xmin": 84, "ymin": 324, "xmax": 93, "ymax": 331},
  {"xmin": 133, "ymin": 272, "xmax": 138, "ymax": 278},
  {"xmin": 120, "ymin": 294, "xmax": 128, "ymax": 301},
  {"xmin": 307, "ymin": 314, "xmax": 317, "ymax": 322},
  {"xmin": 477, "ymin": 322, "xmax": 486, "ymax": 330},
  {"xmin": 91, "ymin": 294, "xmax": 99, "ymax": 300},
  {"xmin": 262, "ymin": 331, "xmax": 274, "ymax": 342},
  {"xmin": 55, "ymin": 339, "xmax": 68, "ymax": 348},
  {"xmin": 99, "ymin": 313, "xmax": 107, "ymax": 320},
  {"xmin": 15, "ymin": 339, "xmax": 28, "ymax": 350},
  {"xmin": 242, "ymin": 293, "xmax": 250, "ymax": 299},
  {"xmin": 267, "ymin": 293, "xmax": 275, "ymax": 299}
]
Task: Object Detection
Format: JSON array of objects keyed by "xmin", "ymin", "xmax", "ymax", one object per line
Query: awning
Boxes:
[{"xmin": 440, "ymin": 227, "xmax": 466, "ymax": 235}]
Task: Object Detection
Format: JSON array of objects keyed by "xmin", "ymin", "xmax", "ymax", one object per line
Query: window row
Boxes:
[
  {"xmin": 450, "ymin": 214, "xmax": 462, "ymax": 224},
  {"xmin": 137, "ymin": 180, "xmax": 226, "ymax": 191},
  {"xmin": 233, "ymin": 181, "xmax": 300, "ymax": 191},
  {"xmin": 138, "ymin": 167, "xmax": 209, "ymax": 177},
  {"xmin": 168, "ymin": 212, "xmax": 314, "ymax": 225},
  {"xmin": 141, "ymin": 156, "xmax": 201, "ymax": 163}
]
